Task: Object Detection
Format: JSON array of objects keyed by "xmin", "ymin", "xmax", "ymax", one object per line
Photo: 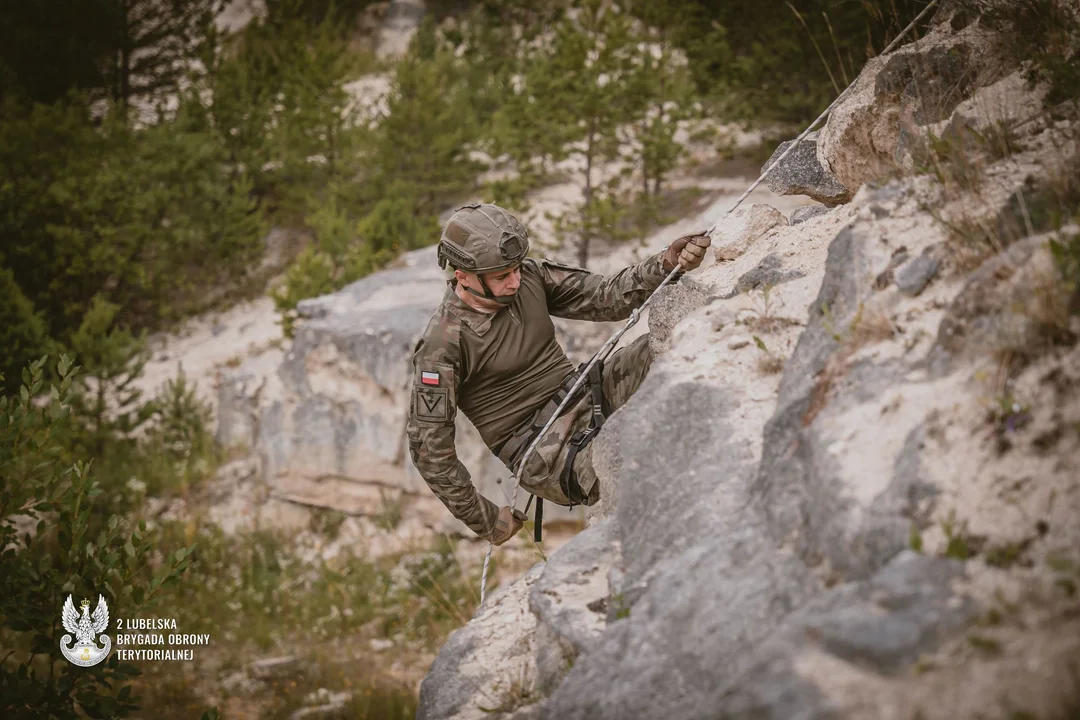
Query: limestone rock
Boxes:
[
  {"xmin": 762, "ymin": 132, "xmax": 852, "ymax": 205},
  {"xmin": 894, "ymin": 250, "xmax": 941, "ymax": 296},
  {"xmin": 646, "ymin": 276, "xmax": 710, "ymax": 357},
  {"xmin": 931, "ymin": 235, "xmax": 1074, "ymax": 371},
  {"xmin": 926, "ymin": 70, "xmax": 1048, "ymax": 140},
  {"xmin": 754, "ymin": 224, "xmax": 916, "ymax": 580},
  {"xmin": 790, "ymin": 204, "xmax": 833, "ymax": 225},
  {"xmin": 202, "ymin": 457, "xmax": 264, "ymax": 534},
  {"xmin": 715, "ymin": 552, "xmax": 975, "ymax": 719},
  {"xmin": 416, "ymin": 564, "xmax": 544, "ymax": 720},
  {"xmin": 541, "ymin": 378, "xmax": 819, "ymax": 720},
  {"xmin": 248, "ymin": 655, "xmax": 300, "ymax": 681},
  {"xmin": 819, "ymin": 20, "xmax": 1007, "ymax": 193},
  {"xmin": 733, "ymin": 253, "xmax": 806, "ymax": 296},
  {"xmin": 376, "ymin": 0, "xmax": 425, "ymax": 61},
  {"xmin": 291, "ymin": 689, "xmax": 353, "ymax": 720},
  {"xmin": 713, "ymin": 204, "xmax": 788, "ymax": 262},
  {"xmin": 530, "ymin": 520, "xmax": 619, "ymax": 694},
  {"xmin": 542, "ymin": 196, "xmax": 979, "ymax": 719}
]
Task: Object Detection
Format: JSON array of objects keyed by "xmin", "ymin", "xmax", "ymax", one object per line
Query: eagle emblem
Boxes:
[{"xmin": 60, "ymin": 594, "xmax": 111, "ymax": 667}]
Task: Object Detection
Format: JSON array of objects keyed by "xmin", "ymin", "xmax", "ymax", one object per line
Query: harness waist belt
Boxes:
[{"xmin": 494, "ymin": 370, "xmax": 585, "ymax": 469}]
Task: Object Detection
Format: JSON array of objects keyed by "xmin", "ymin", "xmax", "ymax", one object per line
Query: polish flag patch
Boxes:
[{"xmin": 420, "ymin": 371, "xmax": 440, "ymax": 386}]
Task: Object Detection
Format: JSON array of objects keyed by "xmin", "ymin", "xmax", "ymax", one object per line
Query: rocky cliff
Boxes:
[{"xmin": 417, "ymin": 5, "xmax": 1080, "ymax": 719}]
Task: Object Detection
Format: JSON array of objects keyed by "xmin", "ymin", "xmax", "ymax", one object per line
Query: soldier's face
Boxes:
[
  {"xmin": 457, "ymin": 265, "xmax": 521, "ymax": 300},
  {"xmin": 481, "ymin": 265, "xmax": 521, "ymax": 296}
]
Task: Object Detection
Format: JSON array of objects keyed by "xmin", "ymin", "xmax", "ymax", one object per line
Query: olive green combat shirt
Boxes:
[{"xmin": 407, "ymin": 252, "xmax": 671, "ymax": 538}]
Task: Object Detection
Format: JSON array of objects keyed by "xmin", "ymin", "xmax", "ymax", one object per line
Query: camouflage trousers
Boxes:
[{"xmin": 516, "ymin": 333, "xmax": 653, "ymax": 507}]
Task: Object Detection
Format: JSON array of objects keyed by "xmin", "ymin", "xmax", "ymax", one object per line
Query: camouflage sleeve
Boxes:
[
  {"xmin": 534, "ymin": 252, "xmax": 675, "ymax": 321},
  {"xmin": 406, "ymin": 325, "xmax": 500, "ymax": 539}
]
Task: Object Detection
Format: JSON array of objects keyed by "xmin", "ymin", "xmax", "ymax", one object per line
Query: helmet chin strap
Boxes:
[{"xmin": 464, "ymin": 275, "xmax": 516, "ymax": 306}]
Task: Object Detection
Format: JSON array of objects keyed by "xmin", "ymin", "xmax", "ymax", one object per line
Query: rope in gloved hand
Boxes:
[{"xmin": 478, "ymin": 0, "xmax": 940, "ymax": 606}]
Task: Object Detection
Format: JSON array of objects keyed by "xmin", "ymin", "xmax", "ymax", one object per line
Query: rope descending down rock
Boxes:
[{"xmin": 478, "ymin": 0, "xmax": 941, "ymax": 606}]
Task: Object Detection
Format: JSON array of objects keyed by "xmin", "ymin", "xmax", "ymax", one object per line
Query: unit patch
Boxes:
[
  {"xmin": 415, "ymin": 387, "xmax": 449, "ymax": 421},
  {"xmin": 420, "ymin": 371, "xmax": 440, "ymax": 386}
]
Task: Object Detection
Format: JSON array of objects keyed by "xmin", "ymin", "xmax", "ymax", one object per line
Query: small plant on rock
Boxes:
[
  {"xmin": 846, "ymin": 301, "xmax": 897, "ymax": 350},
  {"xmin": 476, "ymin": 663, "xmax": 537, "ymax": 714},
  {"xmin": 744, "ymin": 285, "xmax": 802, "ymax": 334},
  {"xmin": 752, "ymin": 335, "xmax": 786, "ymax": 375}
]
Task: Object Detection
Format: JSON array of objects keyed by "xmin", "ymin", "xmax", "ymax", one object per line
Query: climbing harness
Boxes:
[
  {"xmin": 495, "ymin": 357, "xmax": 611, "ymax": 545},
  {"xmin": 478, "ymin": 0, "xmax": 940, "ymax": 605},
  {"xmin": 558, "ymin": 358, "xmax": 611, "ymax": 512}
]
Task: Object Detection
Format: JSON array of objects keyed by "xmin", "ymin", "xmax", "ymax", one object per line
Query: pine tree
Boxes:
[
  {"xmin": 624, "ymin": 30, "xmax": 696, "ymax": 199},
  {"xmin": 207, "ymin": 0, "xmax": 366, "ymax": 219},
  {"xmin": 67, "ymin": 295, "xmax": 154, "ymax": 460},
  {"xmin": 100, "ymin": 0, "xmax": 218, "ymax": 112},
  {"xmin": 454, "ymin": 0, "xmax": 571, "ymax": 176},
  {"xmin": 541, "ymin": 0, "xmax": 638, "ymax": 267},
  {"xmin": 366, "ymin": 19, "xmax": 482, "ymax": 216},
  {"xmin": 489, "ymin": 38, "xmax": 577, "ymax": 181},
  {"xmin": 0, "ymin": 96, "xmax": 265, "ymax": 336}
]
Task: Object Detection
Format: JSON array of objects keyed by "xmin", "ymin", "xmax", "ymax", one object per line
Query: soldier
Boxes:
[{"xmin": 406, "ymin": 203, "xmax": 710, "ymax": 546}]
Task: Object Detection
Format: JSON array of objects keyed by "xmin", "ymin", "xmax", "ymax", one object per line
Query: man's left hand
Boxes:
[
  {"xmin": 489, "ymin": 506, "xmax": 527, "ymax": 545},
  {"xmin": 663, "ymin": 231, "xmax": 712, "ymax": 272}
]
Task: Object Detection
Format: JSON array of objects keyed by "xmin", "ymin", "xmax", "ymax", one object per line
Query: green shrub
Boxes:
[
  {"xmin": 272, "ymin": 247, "xmax": 337, "ymax": 337},
  {"xmin": 0, "ymin": 265, "xmax": 49, "ymax": 391},
  {"xmin": 355, "ymin": 191, "xmax": 441, "ymax": 258},
  {"xmin": 0, "ymin": 356, "xmax": 193, "ymax": 719}
]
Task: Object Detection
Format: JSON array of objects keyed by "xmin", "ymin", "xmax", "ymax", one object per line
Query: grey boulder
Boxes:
[
  {"xmin": 790, "ymin": 204, "xmax": 834, "ymax": 225},
  {"xmin": 762, "ymin": 132, "xmax": 852, "ymax": 206}
]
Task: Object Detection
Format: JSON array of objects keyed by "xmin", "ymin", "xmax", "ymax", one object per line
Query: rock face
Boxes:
[
  {"xmin": 894, "ymin": 249, "xmax": 941, "ymax": 296},
  {"xmin": 528, "ymin": 521, "xmax": 618, "ymax": 694},
  {"xmin": 376, "ymin": 0, "xmax": 426, "ymax": 60},
  {"xmin": 818, "ymin": 10, "xmax": 1010, "ymax": 193},
  {"xmin": 712, "ymin": 203, "xmax": 788, "ymax": 261},
  {"xmin": 762, "ymin": 131, "xmax": 853, "ymax": 206},
  {"xmin": 732, "ymin": 252, "xmax": 806, "ymax": 295},
  {"xmin": 417, "ymin": 564, "xmax": 544, "ymax": 720},
  {"xmin": 931, "ymin": 236, "xmax": 1074, "ymax": 368},
  {"xmin": 713, "ymin": 551, "xmax": 975, "ymax": 716},
  {"xmin": 418, "ymin": 25, "xmax": 1080, "ymax": 711},
  {"xmin": 790, "ymin": 204, "xmax": 833, "ymax": 225},
  {"xmin": 644, "ymin": 276, "xmax": 711, "ymax": 357}
]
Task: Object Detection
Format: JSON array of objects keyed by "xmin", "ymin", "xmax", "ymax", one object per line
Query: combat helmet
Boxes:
[{"xmin": 438, "ymin": 203, "xmax": 529, "ymax": 304}]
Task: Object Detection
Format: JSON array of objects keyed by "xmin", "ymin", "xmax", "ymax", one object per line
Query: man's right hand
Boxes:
[
  {"xmin": 663, "ymin": 230, "xmax": 712, "ymax": 271},
  {"xmin": 489, "ymin": 506, "xmax": 527, "ymax": 545}
]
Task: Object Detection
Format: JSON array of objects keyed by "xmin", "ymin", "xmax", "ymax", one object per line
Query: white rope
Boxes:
[{"xmin": 479, "ymin": 0, "xmax": 939, "ymax": 605}]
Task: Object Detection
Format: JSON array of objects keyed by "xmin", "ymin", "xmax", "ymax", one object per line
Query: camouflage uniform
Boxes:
[{"xmin": 407, "ymin": 254, "xmax": 670, "ymax": 539}]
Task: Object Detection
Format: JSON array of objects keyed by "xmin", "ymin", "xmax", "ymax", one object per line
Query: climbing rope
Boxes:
[{"xmin": 479, "ymin": 0, "xmax": 940, "ymax": 605}]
